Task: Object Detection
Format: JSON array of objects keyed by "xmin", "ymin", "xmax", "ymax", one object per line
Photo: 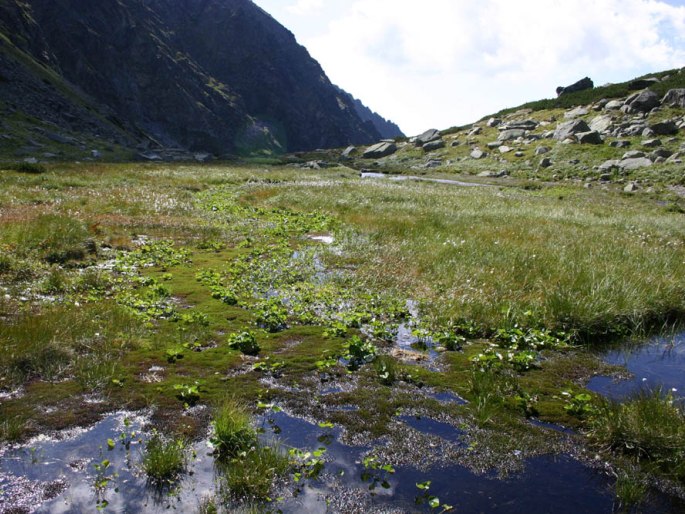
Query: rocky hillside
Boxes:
[
  {"xmin": 344, "ymin": 68, "xmax": 685, "ymax": 190},
  {"xmin": 0, "ymin": 0, "xmax": 398, "ymax": 160}
]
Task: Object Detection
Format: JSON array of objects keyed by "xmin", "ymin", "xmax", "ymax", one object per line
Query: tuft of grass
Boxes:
[
  {"xmin": 614, "ymin": 468, "xmax": 648, "ymax": 511},
  {"xmin": 0, "ymin": 415, "xmax": 27, "ymax": 442},
  {"xmin": 211, "ymin": 398, "xmax": 257, "ymax": 459},
  {"xmin": 220, "ymin": 442, "xmax": 290, "ymax": 504},
  {"xmin": 374, "ymin": 355, "xmax": 397, "ymax": 386},
  {"xmin": 142, "ymin": 431, "xmax": 186, "ymax": 483},
  {"xmin": 4, "ymin": 162, "xmax": 48, "ymax": 174},
  {"xmin": 588, "ymin": 389, "xmax": 685, "ymax": 481}
]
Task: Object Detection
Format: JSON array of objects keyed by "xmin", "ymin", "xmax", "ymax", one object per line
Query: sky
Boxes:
[{"xmin": 252, "ymin": 0, "xmax": 685, "ymax": 136}]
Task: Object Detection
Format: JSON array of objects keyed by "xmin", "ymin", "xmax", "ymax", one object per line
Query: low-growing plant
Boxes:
[
  {"xmin": 221, "ymin": 442, "xmax": 290, "ymax": 503},
  {"xmin": 254, "ymin": 298, "xmax": 288, "ymax": 332},
  {"xmin": 174, "ymin": 382, "xmax": 202, "ymax": 406},
  {"xmin": 227, "ymin": 331, "xmax": 260, "ymax": 356},
  {"xmin": 563, "ymin": 391, "xmax": 595, "ymax": 418},
  {"xmin": 211, "ymin": 398, "xmax": 257, "ymax": 459},
  {"xmin": 374, "ymin": 355, "xmax": 397, "ymax": 386},
  {"xmin": 142, "ymin": 431, "xmax": 186, "ymax": 484},
  {"xmin": 344, "ymin": 336, "xmax": 377, "ymax": 369},
  {"xmin": 5, "ymin": 162, "xmax": 47, "ymax": 174},
  {"xmin": 614, "ymin": 468, "xmax": 648, "ymax": 511}
]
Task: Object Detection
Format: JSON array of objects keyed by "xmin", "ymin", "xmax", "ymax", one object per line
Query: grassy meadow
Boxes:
[{"xmin": 1, "ymin": 161, "xmax": 684, "ymax": 507}]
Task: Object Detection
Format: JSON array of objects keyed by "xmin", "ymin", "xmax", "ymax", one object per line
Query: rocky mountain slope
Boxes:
[
  {"xmin": 342, "ymin": 68, "xmax": 685, "ymax": 190},
  {"xmin": 0, "ymin": 0, "xmax": 400, "ymax": 160}
]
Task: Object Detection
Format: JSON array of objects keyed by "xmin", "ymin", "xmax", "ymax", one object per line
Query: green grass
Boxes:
[
  {"xmin": 220, "ymin": 443, "xmax": 290, "ymax": 503},
  {"xmin": 142, "ymin": 432, "xmax": 186, "ymax": 483},
  {"xmin": 588, "ymin": 389, "xmax": 685, "ymax": 481},
  {"xmin": 211, "ymin": 398, "xmax": 258, "ymax": 459}
]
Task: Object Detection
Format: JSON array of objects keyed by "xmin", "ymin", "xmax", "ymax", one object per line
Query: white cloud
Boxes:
[
  {"xmin": 255, "ymin": 0, "xmax": 685, "ymax": 135},
  {"xmin": 285, "ymin": 0, "xmax": 324, "ymax": 15}
]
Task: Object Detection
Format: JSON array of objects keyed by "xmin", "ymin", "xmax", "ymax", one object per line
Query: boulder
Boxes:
[
  {"xmin": 477, "ymin": 170, "xmax": 508, "ymax": 178},
  {"xmin": 193, "ymin": 152, "xmax": 211, "ymax": 162},
  {"xmin": 599, "ymin": 160, "xmax": 621, "ymax": 171},
  {"xmin": 423, "ymin": 140, "xmax": 445, "ymax": 151},
  {"xmin": 649, "ymin": 121, "xmax": 678, "ymax": 136},
  {"xmin": 498, "ymin": 146, "xmax": 512, "ymax": 154},
  {"xmin": 589, "ymin": 115, "xmax": 613, "ymax": 133},
  {"xmin": 423, "ymin": 159, "xmax": 442, "ymax": 168},
  {"xmin": 609, "ymin": 140, "xmax": 631, "ymax": 148},
  {"xmin": 556, "ymin": 77, "xmax": 594, "ymax": 96},
  {"xmin": 605, "ymin": 100, "xmax": 623, "ymax": 110},
  {"xmin": 91, "ymin": 149, "xmax": 102, "ymax": 159},
  {"xmin": 468, "ymin": 127, "xmax": 482, "ymax": 137},
  {"xmin": 363, "ymin": 142, "xmax": 397, "ymax": 158},
  {"xmin": 564, "ymin": 106, "xmax": 589, "ymax": 119},
  {"xmin": 501, "ymin": 120, "xmax": 538, "ymax": 131},
  {"xmin": 341, "ymin": 146, "xmax": 357, "ymax": 158},
  {"xmin": 661, "ymin": 89, "xmax": 685, "ymax": 108},
  {"xmin": 628, "ymin": 78, "xmax": 660, "ymax": 90},
  {"xmin": 450, "ymin": 140, "xmax": 461, "ymax": 147},
  {"xmin": 623, "ymin": 151, "xmax": 645, "ymax": 159},
  {"xmin": 623, "ymin": 182, "xmax": 639, "ymax": 192},
  {"xmin": 619, "ymin": 158, "xmax": 653, "ymax": 171},
  {"xmin": 577, "ymin": 131, "xmax": 603, "ymax": 144},
  {"xmin": 628, "ymin": 90, "xmax": 660, "ymax": 112},
  {"xmin": 498, "ymin": 129, "xmax": 526, "ymax": 142},
  {"xmin": 539, "ymin": 157, "xmax": 552, "ymax": 168},
  {"xmin": 642, "ymin": 139, "xmax": 662, "ymax": 148},
  {"xmin": 553, "ymin": 119, "xmax": 591, "ymax": 141},
  {"xmin": 487, "ymin": 118, "xmax": 502, "ymax": 127},
  {"xmin": 649, "ymin": 149, "xmax": 673, "ymax": 160},
  {"xmin": 470, "ymin": 149, "xmax": 487, "ymax": 159},
  {"xmin": 413, "ymin": 129, "xmax": 441, "ymax": 146},
  {"xmin": 535, "ymin": 146, "xmax": 550, "ymax": 155}
]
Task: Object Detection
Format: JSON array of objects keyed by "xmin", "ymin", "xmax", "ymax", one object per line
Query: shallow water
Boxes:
[
  {"xmin": 2, "ymin": 405, "xmax": 683, "ymax": 513},
  {"xmin": 360, "ymin": 172, "xmax": 485, "ymax": 187},
  {"xmin": 587, "ymin": 332, "xmax": 685, "ymax": 401}
]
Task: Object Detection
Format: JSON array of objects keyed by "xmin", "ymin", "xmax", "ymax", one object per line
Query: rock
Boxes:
[
  {"xmin": 23, "ymin": 157, "xmax": 38, "ymax": 164},
  {"xmin": 624, "ymin": 124, "xmax": 648, "ymax": 137},
  {"xmin": 138, "ymin": 151, "xmax": 163, "ymax": 161},
  {"xmin": 514, "ymin": 151, "xmax": 525, "ymax": 157},
  {"xmin": 619, "ymin": 158, "xmax": 653, "ymax": 171},
  {"xmin": 623, "ymin": 151, "xmax": 646, "ymax": 159},
  {"xmin": 539, "ymin": 157, "xmax": 552, "ymax": 168},
  {"xmin": 363, "ymin": 142, "xmax": 397, "ymax": 158},
  {"xmin": 470, "ymin": 149, "xmax": 487, "ymax": 159},
  {"xmin": 91, "ymin": 149, "xmax": 102, "ymax": 158},
  {"xmin": 477, "ymin": 170, "xmax": 508, "ymax": 178},
  {"xmin": 666, "ymin": 152, "xmax": 683, "ymax": 164},
  {"xmin": 628, "ymin": 89, "xmax": 660, "ymax": 112},
  {"xmin": 609, "ymin": 140, "xmax": 631, "ymax": 148},
  {"xmin": 564, "ymin": 106, "xmax": 589, "ymax": 119},
  {"xmin": 661, "ymin": 89, "xmax": 685, "ymax": 108},
  {"xmin": 599, "ymin": 160, "xmax": 620, "ymax": 172},
  {"xmin": 450, "ymin": 140, "xmax": 461, "ymax": 147},
  {"xmin": 423, "ymin": 159, "xmax": 442, "ymax": 168},
  {"xmin": 487, "ymin": 118, "xmax": 501, "ymax": 127},
  {"xmin": 535, "ymin": 146, "xmax": 550, "ymax": 155},
  {"xmin": 605, "ymin": 100, "xmax": 623, "ymax": 110},
  {"xmin": 468, "ymin": 127, "xmax": 482, "ymax": 137},
  {"xmin": 594, "ymin": 99, "xmax": 610, "ymax": 111},
  {"xmin": 341, "ymin": 146, "xmax": 357, "ymax": 158},
  {"xmin": 624, "ymin": 182, "xmax": 639, "ymax": 192},
  {"xmin": 589, "ymin": 115, "xmax": 613, "ymax": 133},
  {"xmin": 577, "ymin": 131, "xmax": 603, "ymax": 144},
  {"xmin": 641, "ymin": 139, "xmax": 662, "ymax": 148},
  {"xmin": 46, "ymin": 132, "xmax": 76, "ymax": 144},
  {"xmin": 413, "ymin": 129, "xmax": 441, "ymax": 146},
  {"xmin": 599, "ymin": 173, "xmax": 613, "ymax": 182},
  {"xmin": 556, "ymin": 77, "xmax": 594, "ymax": 96},
  {"xmin": 423, "ymin": 140, "xmax": 445, "ymax": 151},
  {"xmin": 642, "ymin": 127, "xmax": 656, "ymax": 138},
  {"xmin": 501, "ymin": 120, "xmax": 538, "ymax": 131},
  {"xmin": 498, "ymin": 146, "xmax": 512, "ymax": 154},
  {"xmin": 487, "ymin": 142, "xmax": 501, "ymax": 149},
  {"xmin": 628, "ymin": 78, "xmax": 660, "ymax": 90},
  {"xmin": 193, "ymin": 152, "xmax": 211, "ymax": 162},
  {"xmin": 649, "ymin": 149, "xmax": 673, "ymax": 160},
  {"xmin": 553, "ymin": 119, "xmax": 591, "ymax": 140},
  {"xmin": 498, "ymin": 129, "xmax": 526, "ymax": 142},
  {"xmin": 649, "ymin": 121, "xmax": 678, "ymax": 136}
]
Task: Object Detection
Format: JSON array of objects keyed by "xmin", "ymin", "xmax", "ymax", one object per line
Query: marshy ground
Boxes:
[{"xmin": 1, "ymin": 162, "xmax": 684, "ymax": 513}]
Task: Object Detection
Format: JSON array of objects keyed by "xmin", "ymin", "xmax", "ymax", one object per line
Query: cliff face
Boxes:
[{"xmin": 0, "ymin": 0, "xmax": 394, "ymax": 155}]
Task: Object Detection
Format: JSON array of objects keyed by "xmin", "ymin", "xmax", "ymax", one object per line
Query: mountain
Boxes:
[
  {"xmin": 0, "ymin": 0, "xmax": 399, "ymax": 158},
  {"xmin": 334, "ymin": 87, "xmax": 404, "ymax": 139}
]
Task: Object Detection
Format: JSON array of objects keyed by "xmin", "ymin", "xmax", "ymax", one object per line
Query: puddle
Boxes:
[
  {"xmin": 428, "ymin": 390, "xmax": 468, "ymax": 405},
  {"xmin": 0, "ymin": 412, "xmax": 218, "ymax": 513},
  {"xmin": 307, "ymin": 234, "xmax": 335, "ymax": 245},
  {"xmin": 360, "ymin": 172, "xmax": 485, "ymax": 187},
  {"xmin": 528, "ymin": 418, "xmax": 575, "ymax": 435},
  {"xmin": 398, "ymin": 415, "xmax": 465, "ymax": 444},
  {"xmin": 2, "ymin": 408, "xmax": 683, "ymax": 513},
  {"xmin": 587, "ymin": 332, "xmax": 685, "ymax": 401}
]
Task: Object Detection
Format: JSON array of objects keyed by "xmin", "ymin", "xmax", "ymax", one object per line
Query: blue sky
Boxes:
[{"xmin": 253, "ymin": 0, "xmax": 685, "ymax": 135}]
